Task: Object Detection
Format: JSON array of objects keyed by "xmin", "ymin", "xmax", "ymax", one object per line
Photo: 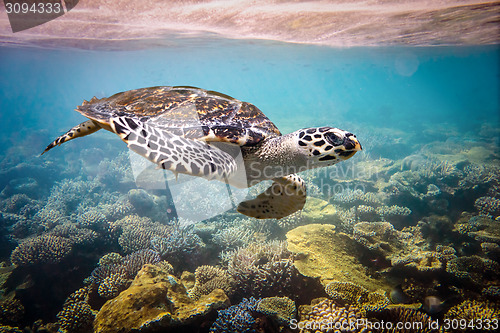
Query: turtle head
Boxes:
[{"xmin": 295, "ymin": 127, "xmax": 362, "ymax": 166}]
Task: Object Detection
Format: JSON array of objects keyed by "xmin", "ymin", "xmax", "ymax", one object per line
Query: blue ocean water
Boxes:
[
  {"xmin": 1, "ymin": 36, "xmax": 500, "ymax": 331},
  {"xmin": 0, "ymin": 39, "xmax": 498, "ymax": 160}
]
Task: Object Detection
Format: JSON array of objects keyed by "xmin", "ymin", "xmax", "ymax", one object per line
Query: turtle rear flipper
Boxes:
[
  {"xmin": 42, "ymin": 120, "xmax": 101, "ymax": 155},
  {"xmin": 237, "ymin": 174, "xmax": 306, "ymax": 219},
  {"xmin": 110, "ymin": 116, "xmax": 237, "ymax": 181}
]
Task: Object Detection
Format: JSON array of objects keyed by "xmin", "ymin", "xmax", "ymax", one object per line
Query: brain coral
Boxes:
[{"xmin": 10, "ymin": 234, "xmax": 73, "ymax": 266}]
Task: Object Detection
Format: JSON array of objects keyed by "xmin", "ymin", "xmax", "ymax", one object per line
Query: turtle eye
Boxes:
[{"xmin": 325, "ymin": 133, "xmax": 343, "ymax": 146}]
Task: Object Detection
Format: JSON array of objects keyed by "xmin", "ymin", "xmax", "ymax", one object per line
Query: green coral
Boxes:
[{"xmin": 256, "ymin": 296, "xmax": 296, "ymax": 325}]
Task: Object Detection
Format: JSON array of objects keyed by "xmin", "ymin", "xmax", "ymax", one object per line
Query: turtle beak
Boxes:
[
  {"xmin": 344, "ymin": 134, "xmax": 362, "ymax": 151},
  {"xmin": 338, "ymin": 135, "xmax": 362, "ymax": 160}
]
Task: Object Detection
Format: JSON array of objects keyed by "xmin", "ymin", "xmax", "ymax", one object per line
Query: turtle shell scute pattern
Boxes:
[{"xmin": 76, "ymin": 86, "xmax": 280, "ymax": 146}]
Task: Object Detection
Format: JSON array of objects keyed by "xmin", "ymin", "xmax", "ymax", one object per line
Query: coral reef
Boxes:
[
  {"xmin": 94, "ymin": 264, "xmax": 230, "ymax": 333},
  {"xmin": 286, "ymin": 224, "xmax": 389, "ymax": 291},
  {"xmin": 226, "ymin": 240, "xmax": 300, "ymax": 298},
  {"xmin": 0, "ymin": 298, "xmax": 24, "ymax": 326},
  {"xmin": 474, "ymin": 196, "xmax": 500, "ymax": 217},
  {"xmin": 86, "ymin": 249, "xmax": 162, "ymax": 299},
  {"xmin": 324, "ymin": 281, "xmax": 390, "ymax": 313},
  {"xmin": 10, "ymin": 234, "xmax": 73, "ymax": 266},
  {"xmin": 150, "ymin": 220, "xmax": 205, "ymax": 268},
  {"xmin": 444, "ymin": 300, "xmax": 499, "ymax": 332},
  {"xmin": 113, "ymin": 215, "xmax": 170, "ymax": 254},
  {"xmin": 325, "ymin": 281, "xmax": 369, "ymax": 305},
  {"xmin": 371, "ymin": 306, "xmax": 438, "ymax": 332},
  {"xmin": 211, "ymin": 226, "xmax": 254, "ymax": 249},
  {"xmin": 209, "ymin": 297, "xmax": 260, "ymax": 333},
  {"xmin": 188, "ymin": 265, "xmax": 234, "ymax": 300},
  {"xmin": 296, "ymin": 298, "xmax": 367, "ymax": 333},
  {"xmin": 446, "ymin": 255, "xmax": 499, "ymax": 285},
  {"xmin": 57, "ymin": 299, "xmax": 94, "ymax": 333},
  {"xmin": 256, "ymin": 296, "xmax": 296, "ymax": 326}
]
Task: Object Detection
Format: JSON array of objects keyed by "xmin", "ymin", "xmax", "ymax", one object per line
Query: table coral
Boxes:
[
  {"xmin": 286, "ymin": 224, "xmax": 389, "ymax": 291},
  {"xmin": 94, "ymin": 264, "xmax": 229, "ymax": 333}
]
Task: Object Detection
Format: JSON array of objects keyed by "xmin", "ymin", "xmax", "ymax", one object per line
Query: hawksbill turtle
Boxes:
[{"xmin": 43, "ymin": 86, "xmax": 361, "ymax": 219}]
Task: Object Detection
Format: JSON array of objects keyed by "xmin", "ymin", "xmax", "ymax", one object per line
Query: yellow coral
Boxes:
[
  {"xmin": 325, "ymin": 281, "xmax": 369, "ymax": 305},
  {"xmin": 445, "ymin": 300, "xmax": 499, "ymax": 323},
  {"xmin": 257, "ymin": 296, "xmax": 296, "ymax": 325},
  {"xmin": 94, "ymin": 264, "xmax": 229, "ymax": 333}
]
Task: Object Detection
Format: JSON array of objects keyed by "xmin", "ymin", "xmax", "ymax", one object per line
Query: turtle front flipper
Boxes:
[
  {"xmin": 237, "ymin": 174, "xmax": 306, "ymax": 219},
  {"xmin": 110, "ymin": 116, "xmax": 237, "ymax": 181},
  {"xmin": 42, "ymin": 120, "xmax": 101, "ymax": 155}
]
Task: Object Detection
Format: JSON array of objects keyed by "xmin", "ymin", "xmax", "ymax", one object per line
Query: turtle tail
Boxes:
[{"xmin": 41, "ymin": 120, "xmax": 101, "ymax": 155}]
